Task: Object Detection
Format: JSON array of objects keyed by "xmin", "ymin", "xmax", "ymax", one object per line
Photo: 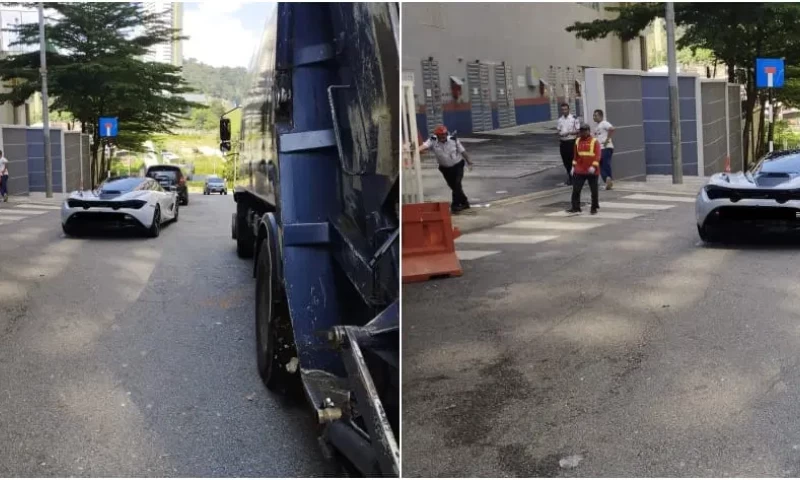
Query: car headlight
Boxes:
[{"xmin": 704, "ymin": 185, "xmax": 737, "ymax": 201}]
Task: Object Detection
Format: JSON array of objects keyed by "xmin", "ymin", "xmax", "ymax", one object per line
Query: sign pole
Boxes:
[{"xmin": 39, "ymin": 3, "xmax": 52, "ymax": 198}]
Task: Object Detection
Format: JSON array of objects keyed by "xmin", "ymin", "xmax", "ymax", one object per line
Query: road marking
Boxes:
[
  {"xmin": 502, "ymin": 219, "xmax": 605, "ymax": 231},
  {"xmin": 7, "ymin": 208, "xmax": 53, "ymax": 215},
  {"xmin": 455, "ymin": 233, "xmax": 559, "ymax": 244},
  {"xmin": 622, "ymin": 194, "xmax": 695, "ymax": 203},
  {"xmin": 600, "ymin": 201, "xmax": 674, "ymax": 211},
  {"xmin": 456, "ymin": 250, "xmax": 501, "ymax": 260},
  {"xmin": 14, "ymin": 203, "xmax": 61, "ymax": 210},
  {"xmin": 546, "ymin": 210, "xmax": 642, "ymax": 220}
]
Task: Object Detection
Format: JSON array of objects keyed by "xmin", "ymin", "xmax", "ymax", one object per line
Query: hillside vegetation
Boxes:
[{"xmin": 182, "ymin": 58, "xmax": 249, "ymax": 105}]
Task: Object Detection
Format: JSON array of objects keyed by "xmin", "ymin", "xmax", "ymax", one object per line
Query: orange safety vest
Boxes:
[
  {"xmin": 573, "ymin": 137, "xmax": 600, "ymax": 175},
  {"xmin": 576, "ymin": 138, "xmax": 597, "ymax": 157}
]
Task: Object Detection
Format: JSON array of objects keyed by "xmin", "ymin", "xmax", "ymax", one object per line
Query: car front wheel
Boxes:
[
  {"xmin": 147, "ymin": 206, "xmax": 161, "ymax": 238},
  {"xmin": 698, "ymin": 224, "xmax": 718, "ymax": 243}
]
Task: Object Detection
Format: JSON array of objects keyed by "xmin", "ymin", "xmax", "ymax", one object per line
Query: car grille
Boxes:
[
  {"xmin": 65, "ymin": 211, "xmax": 144, "ymax": 228},
  {"xmin": 68, "ymin": 199, "xmax": 146, "ymax": 209}
]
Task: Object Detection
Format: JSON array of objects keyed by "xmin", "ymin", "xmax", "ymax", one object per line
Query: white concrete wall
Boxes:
[{"xmin": 402, "ymin": 2, "xmax": 643, "ymax": 103}]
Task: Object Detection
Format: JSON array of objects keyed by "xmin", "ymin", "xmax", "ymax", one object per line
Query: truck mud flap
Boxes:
[{"xmin": 327, "ymin": 300, "xmax": 399, "ymax": 476}]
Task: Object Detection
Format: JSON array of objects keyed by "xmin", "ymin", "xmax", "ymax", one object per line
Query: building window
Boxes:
[{"xmin": 577, "ymin": 3, "xmax": 601, "ymax": 11}]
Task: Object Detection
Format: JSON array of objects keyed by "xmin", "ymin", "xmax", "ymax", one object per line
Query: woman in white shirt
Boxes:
[{"xmin": 592, "ymin": 109, "xmax": 615, "ymax": 190}]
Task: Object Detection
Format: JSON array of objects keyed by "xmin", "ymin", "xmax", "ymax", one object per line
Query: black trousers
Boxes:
[
  {"xmin": 439, "ymin": 159, "xmax": 469, "ymax": 208},
  {"xmin": 559, "ymin": 140, "xmax": 575, "ymax": 181},
  {"xmin": 571, "ymin": 174, "xmax": 599, "ymax": 210}
]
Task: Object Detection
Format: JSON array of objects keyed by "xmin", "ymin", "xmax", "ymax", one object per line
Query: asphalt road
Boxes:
[
  {"xmin": 422, "ymin": 132, "xmax": 568, "ymax": 205},
  {"xmin": 0, "ymin": 194, "xmax": 332, "ymax": 477},
  {"xmin": 403, "ymin": 187, "xmax": 800, "ymax": 477}
]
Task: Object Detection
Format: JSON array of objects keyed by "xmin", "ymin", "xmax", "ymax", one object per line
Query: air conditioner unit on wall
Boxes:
[{"xmin": 525, "ymin": 66, "xmax": 539, "ymax": 88}]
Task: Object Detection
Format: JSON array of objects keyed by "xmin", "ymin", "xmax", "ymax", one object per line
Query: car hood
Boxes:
[
  {"xmin": 68, "ymin": 189, "xmax": 151, "ymax": 201},
  {"xmin": 706, "ymin": 171, "xmax": 800, "ymax": 189}
]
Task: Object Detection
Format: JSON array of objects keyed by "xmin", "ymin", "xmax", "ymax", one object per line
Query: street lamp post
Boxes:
[
  {"xmin": 666, "ymin": 2, "xmax": 683, "ymax": 184},
  {"xmin": 39, "ymin": 2, "xmax": 52, "ymax": 197}
]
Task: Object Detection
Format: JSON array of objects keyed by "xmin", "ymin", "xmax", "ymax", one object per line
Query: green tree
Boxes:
[
  {"xmin": 0, "ymin": 2, "xmax": 202, "ymax": 187},
  {"xmin": 567, "ymin": 3, "xmax": 800, "ymax": 164}
]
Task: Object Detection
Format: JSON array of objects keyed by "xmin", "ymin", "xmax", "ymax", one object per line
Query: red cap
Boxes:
[{"xmin": 433, "ymin": 125, "xmax": 448, "ymax": 136}]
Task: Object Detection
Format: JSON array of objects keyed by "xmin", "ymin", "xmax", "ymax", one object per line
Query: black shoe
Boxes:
[
  {"xmin": 460, "ymin": 202, "xmax": 471, "ymax": 210},
  {"xmin": 566, "ymin": 208, "xmax": 581, "ymax": 214},
  {"xmin": 590, "ymin": 208, "xmax": 598, "ymax": 215},
  {"xmin": 451, "ymin": 204, "xmax": 466, "ymax": 214}
]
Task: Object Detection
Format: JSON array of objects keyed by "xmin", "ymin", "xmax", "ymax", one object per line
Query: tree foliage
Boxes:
[
  {"xmin": 567, "ymin": 3, "xmax": 800, "ymax": 163},
  {"xmin": 0, "ymin": 2, "xmax": 202, "ymax": 187}
]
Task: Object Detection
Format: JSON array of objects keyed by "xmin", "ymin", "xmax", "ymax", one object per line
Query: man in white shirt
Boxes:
[
  {"xmin": 557, "ymin": 103, "xmax": 580, "ymax": 186},
  {"xmin": 419, "ymin": 124, "xmax": 474, "ymax": 213},
  {"xmin": 592, "ymin": 109, "xmax": 616, "ymax": 190},
  {"xmin": 0, "ymin": 150, "xmax": 8, "ymax": 201}
]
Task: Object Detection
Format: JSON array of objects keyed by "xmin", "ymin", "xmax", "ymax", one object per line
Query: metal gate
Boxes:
[
  {"xmin": 421, "ymin": 58, "xmax": 443, "ymax": 135},
  {"xmin": 467, "ymin": 62, "xmax": 492, "ymax": 132},
  {"xmin": 494, "ymin": 63, "xmax": 516, "ymax": 128}
]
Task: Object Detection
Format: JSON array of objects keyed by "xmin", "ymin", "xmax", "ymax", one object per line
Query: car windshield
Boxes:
[
  {"xmin": 148, "ymin": 168, "xmax": 178, "ymax": 180},
  {"xmin": 99, "ymin": 177, "xmax": 144, "ymax": 192},
  {"xmin": 752, "ymin": 151, "xmax": 800, "ymax": 174},
  {"xmin": 208, "ymin": 177, "xmax": 222, "ymax": 183}
]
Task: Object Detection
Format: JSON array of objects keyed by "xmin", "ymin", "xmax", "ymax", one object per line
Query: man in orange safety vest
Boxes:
[{"xmin": 566, "ymin": 123, "xmax": 601, "ymax": 215}]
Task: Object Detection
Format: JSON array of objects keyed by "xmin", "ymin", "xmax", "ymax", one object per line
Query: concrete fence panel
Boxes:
[
  {"xmin": 27, "ymin": 128, "xmax": 63, "ymax": 193},
  {"xmin": 727, "ymin": 85, "xmax": 743, "ymax": 172},
  {"xmin": 700, "ymin": 81, "xmax": 728, "ymax": 175},
  {"xmin": 602, "ymin": 73, "xmax": 646, "ymax": 181},
  {"xmin": 1, "ymin": 127, "xmax": 29, "ymax": 195},
  {"xmin": 64, "ymin": 132, "xmax": 82, "ymax": 192},
  {"xmin": 641, "ymin": 75, "xmax": 698, "ymax": 176}
]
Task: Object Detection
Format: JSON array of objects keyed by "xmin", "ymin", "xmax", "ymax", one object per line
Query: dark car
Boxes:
[
  {"xmin": 145, "ymin": 164, "xmax": 189, "ymax": 205},
  {"xmin": 204, "ymin": 176, "xmax": 227, "ymax": 195}
]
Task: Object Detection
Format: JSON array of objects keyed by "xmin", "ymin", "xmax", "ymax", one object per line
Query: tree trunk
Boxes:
[
  {"xmin": 742, "ymin": 68, "xmax": 756, "ymax": 167},
  {"xmin": 756, "ymin": 92, "xmax": 767, "ymax": 158}
]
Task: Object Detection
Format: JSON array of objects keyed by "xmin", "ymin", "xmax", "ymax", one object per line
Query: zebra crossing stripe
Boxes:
[
  {"xmin": 600, "ymin": 201, "xmax": 674, "ymax": 211},
  {"xmin": 14, "ymin": 204, "xmax": 62, "ymax": 210},
  {"xmin": 455, "ymin": 233, "xmax": 559, "ymax": 244},
  {"xmin": 502, "ymin": 219, "xmax": 606, "ymax": 231},
  {"xmin": 456, "ymin": 250, "xmax": 501, "ymax": 260},
  {"xmin": 546, "ymin": 210, "xmax": 642, "ymax": 219},
  {"xmin": 622, "ymin": 194, "xmax": 695, "ymax": 203}
]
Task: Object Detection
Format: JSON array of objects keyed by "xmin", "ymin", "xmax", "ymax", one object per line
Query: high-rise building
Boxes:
[{"xmin": 143, "ymin": 1, "xmax": 183, "ymax": 67}]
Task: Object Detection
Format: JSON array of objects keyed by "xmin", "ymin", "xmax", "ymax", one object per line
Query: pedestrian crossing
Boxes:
[
  {"xmin": 0, "ymin": 203, "xmax": 60, "ymax": 226},
  {"xmin": 455, "ymin": 192, "xmax": 695, "ymax": 261}
]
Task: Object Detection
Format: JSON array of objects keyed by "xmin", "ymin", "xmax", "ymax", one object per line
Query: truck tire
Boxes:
[
  {"xmin": 255, "ymin": 238, "xmax": 298, "ymax": 393},
  {"xmin": 236, "ymin": 203, "xmax": 254, "ymax": 258}
]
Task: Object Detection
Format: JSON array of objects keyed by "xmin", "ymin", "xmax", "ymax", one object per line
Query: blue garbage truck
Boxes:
[{"xmin": 225, "ymin": 3, "xmax": 399, "ymax": 476}]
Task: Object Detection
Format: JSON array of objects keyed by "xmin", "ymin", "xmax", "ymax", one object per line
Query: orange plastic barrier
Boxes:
[{"xmin": 402, "ymin": 202, "xmax": 463, "ymax": 283}]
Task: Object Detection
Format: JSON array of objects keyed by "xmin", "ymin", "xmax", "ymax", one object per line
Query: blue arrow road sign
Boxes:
[
  {"xmin": 99, "ymin": 117, "xmax": 118, "ymax": 137},
  {"xmin": 756, "ymin": 58, "xmax": 785, "ymax": 88}
]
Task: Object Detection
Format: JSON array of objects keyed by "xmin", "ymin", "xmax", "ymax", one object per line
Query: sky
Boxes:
[{"xmin": 183, "ymin": 2, "xmax": 276, "ymax": 69}]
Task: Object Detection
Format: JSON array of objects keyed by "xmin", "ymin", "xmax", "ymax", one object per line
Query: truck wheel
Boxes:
[
  {"xmin": 255, "ymin": 238, "xmax": 298, "ymax": 393},
  {"xmin": 236, "ymin": 203, "xmax": 254, "ymax": 258}
]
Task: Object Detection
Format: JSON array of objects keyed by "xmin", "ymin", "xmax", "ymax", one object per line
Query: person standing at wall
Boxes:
[
  {"xmin": 567, "ymin": 123, "xmax": 601, "ymax": 215},
  {"xmin": 0, "ymin": 150, "xmax": 9, "ymax": 202},
  {"xmin": 557, "ymin": 103, "xmax": 580, "ymax": 186},
  {"xmin": 419, "ymin": 124, "xmax": 474, "ymax": 214},
  {"xmin": 593, "ymin": 109, "xmax": 616, "ymax": 190}
]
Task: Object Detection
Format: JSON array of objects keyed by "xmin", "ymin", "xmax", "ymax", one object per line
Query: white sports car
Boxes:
[
  {"xmin": 696, "ymin": 150, "xmax": 800, "ymax": 242},
  {"xmin": 61, "ymin": 176, "xmax": 179, "ymax": 237}
]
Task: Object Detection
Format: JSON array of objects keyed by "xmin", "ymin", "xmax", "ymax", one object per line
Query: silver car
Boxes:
[
  {"xmin": 204, "ymin": 176, "xmax": 227, "ymax": 195},
  {"xmin": 697, "ymin": 150, "xmax": 800, "ymax": 242}
]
